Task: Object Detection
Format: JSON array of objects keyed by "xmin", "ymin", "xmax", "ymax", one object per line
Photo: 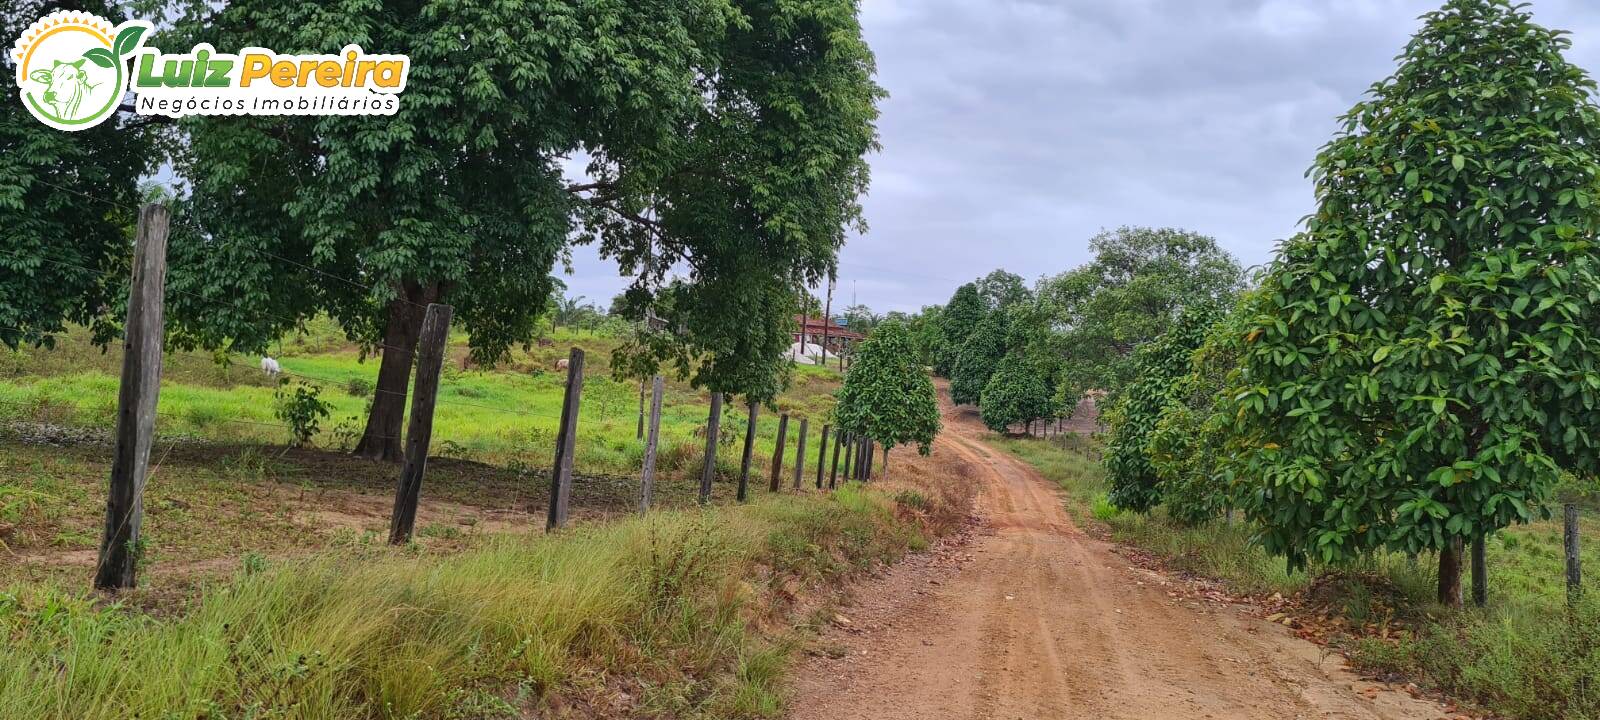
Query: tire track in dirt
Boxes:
[{"xmin": 788, "ymin": 385, "xmax": 1453, "ymax": 720}]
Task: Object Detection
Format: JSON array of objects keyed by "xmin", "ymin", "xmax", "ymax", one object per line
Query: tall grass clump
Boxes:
[{"xmin": 0, "ymin": 488, "xmax": 921, "ymax": 719}]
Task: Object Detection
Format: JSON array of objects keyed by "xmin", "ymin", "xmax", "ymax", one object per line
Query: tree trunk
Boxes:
[
  {"xmin": 1567, "ymin": 503, "xmax": 1583, "ymax": 605},
  {"xmin": 1471, "ymin": 532, "xmax": 1487, "ymax": 608},
  {"xmin": 1438, "ymin": 537, "xmax": 1464, "ymax": 608},
  {"xmin": 355, "ymin": 282, "xmax": 439, "ymax": 462}
]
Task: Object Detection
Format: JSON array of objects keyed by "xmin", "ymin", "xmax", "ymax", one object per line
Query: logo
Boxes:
[
  {"xmin": 12, "ymin": 11, "xmax": 150, "ymax": 131},
  {"xmin": 12, "ymin": 10, "xmax": 410, "ymax": 132}
]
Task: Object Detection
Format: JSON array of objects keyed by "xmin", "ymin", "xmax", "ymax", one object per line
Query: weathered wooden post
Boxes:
[
  {"xmin": 1471, "ymin": 532, "xmax": 1487, "ymax": 608},
  {"xmin": 1567, "ymin": 503, "xmax": 1583, "ymax": 605},
  {"xmin": 830, "ymin": 430, "xmax": 844, "ymax": 488},
  {"xmin": 546, "ymin": 348, "xmax": 584, "ymax": 531},
  {"xmin": 841, "ymin": 432, "xmax": 854, "ymax": 484},
  {"xmin": 816, "ymin": 425, "xmax": 830, "ymax": 489},
  {"xmin": 699, "ymin": 392, "xmax": 723, "ymax": 505},
  {"xmin": 792, "ymin": 418, "xmax": 809, "ymax": 490},
  {"xmin": 389, "ymin": 303, "xmax": 453, "ymax": 544},
  {"xmin": 769, "ymin": 413, "xmax": 789, "ymax": 492},
  {"xmin": 863, "ymin": 439, "xmax": 874, "ymax": 481},
  {"xmin": 638, "ymin": 375, "xmax": 664, "ymax": 513},
  {"xmin": 737, "ymin": 399, "xmax": 759, "ymax": 502},
  {"xmin": 95, "ymin": 203, "xmax": 169, "ymax": 591}
]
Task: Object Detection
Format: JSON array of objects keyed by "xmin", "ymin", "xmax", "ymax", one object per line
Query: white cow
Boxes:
[
  {"xmin": 260, "ymin": 356, "xmax": 281, "ymax": 378},
  {"xmin": 30, "ymin": 59, "xmax": 95, "ymax": 120}
]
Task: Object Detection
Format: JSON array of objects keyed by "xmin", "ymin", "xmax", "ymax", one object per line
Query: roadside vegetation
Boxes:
[
  {"xmin": 1000, "ymin": 435, "xmax": 1600, "ymax": 720},
  {"xmin": 0, "ymin": 479, "xmax": 960, "ymax": 719}
]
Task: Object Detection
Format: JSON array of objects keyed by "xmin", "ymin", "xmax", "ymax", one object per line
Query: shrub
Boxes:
[{"xmin": 273, "ymin": 380, "xmax": 331, "ymax": 447}]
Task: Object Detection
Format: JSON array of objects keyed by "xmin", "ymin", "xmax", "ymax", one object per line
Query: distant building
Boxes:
[{"xmin": 792, "ymin": 314, "xmax": 863, "ymax": 361}]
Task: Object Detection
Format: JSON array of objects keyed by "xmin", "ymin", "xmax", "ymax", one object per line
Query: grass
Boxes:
[
  {"xmin": 993, "ymin": 434, "xmax": 1600, "ymax": 720},
  {"xmin": 0, "ymin": 322, "xmax": 842, "ymax": 480},
  {"xmin": 0, "ymin": 484, "xmax": 941, "ymax": 719},
  {"xmin": 0, "ymin": 320, "xmax": 945, "ymax": 718}
]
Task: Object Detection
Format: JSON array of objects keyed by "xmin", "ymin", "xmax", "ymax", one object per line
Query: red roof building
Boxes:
[{"xmin": 793, "ymin": 315, "xmax": 863, "ymax": 358}]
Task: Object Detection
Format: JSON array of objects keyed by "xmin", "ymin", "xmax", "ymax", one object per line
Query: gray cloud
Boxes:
[{"xmin": 563, "ymin": 0, "xmax": 1600, "ymax": 314}]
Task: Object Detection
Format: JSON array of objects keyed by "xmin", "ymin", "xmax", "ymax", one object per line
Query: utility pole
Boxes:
[{"xmin": 821, "ymin": 276, "xmax": 834, "ymax": 366}]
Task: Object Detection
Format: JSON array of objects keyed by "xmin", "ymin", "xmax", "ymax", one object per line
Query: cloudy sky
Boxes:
[{"xmin": 561, "ymin": 0, "xmax": 1600, "ymax": 315}]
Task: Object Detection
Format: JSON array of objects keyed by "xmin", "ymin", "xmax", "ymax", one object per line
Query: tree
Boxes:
[
  {"xmin": 834, "ymin": 321, "xmax": 940, "ymax": 456},
  {"xmin": 1041, "ymin": 227, "xmax": 1241, "ymax": 399},
  {"xmin": 1, "ymin": 0, "xmax": 159, "ymax": 351},
  {"xmin": 1103, "ymin": 303, "xmax": 1219, "ymax": 513},
  {"xmin": 979, "ymin": 353, "xmax": 1052, "ymax": 433},
  {"xmin": 839, "ymin": 304, "xmax": 882, "ymax": 335},
  {"xmin": 906, "ymin": 305, "xmax": 944, "ymax": 367},
  {"xmin": 1228, "ymin": 0, "xmax": 1600, "ymax": 606},
  {"xmin": 933, "ymin": 283, "xmax": 984, "ymax": 376},
  {"xmin": 975, "ymin": 269, "xmax": 1032, "ymax": 311},
  {"xmin": 161, "ymin": 0, "xmax": 882, "ymax": 459},
  {"xmin": 1147, "ymin": 297, "xmax": 1253, "ymax": 526},
  {"xmin": 949, "ymin": 311, "xmax": 1007, "ymax": 406}
]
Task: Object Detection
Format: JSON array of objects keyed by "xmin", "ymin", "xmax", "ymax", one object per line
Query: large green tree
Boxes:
[
  {"xmin": 160, "ymin": 0, "xmax": 881, "ymax": 459},
  {"xmin": 1041, "ymin": 227, "xmax": 1241, "ymax": 400},
  {"xmin": 1, "ymin": 1, "xmax": 160, "ymax": 351},
  {"xmin": 1103, "ymin": 303, "xmax": 1220, "ymax": 513},
  {"xmin": 1228, "ymin": 0, "xmax": 1600, "ymax": 606},
  {"xmin": 834, "ymin": 321, "xmax": 940, "ymax": 456},
  {"xmin": 979, "ymin": 352, "xmax": 1052, "ymax": 434},
  {"xmin": 949, "ymin": 311, "xmax": 1007, "ymax": 406},
  {"xmin": 932, "ymin": 282, "xmax": 983, "ymax": 377}
]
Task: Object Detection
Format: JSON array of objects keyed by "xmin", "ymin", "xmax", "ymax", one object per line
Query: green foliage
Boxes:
[
  {"xmin": 1104, "ymin": 304, "xmax": 1220, "ymax": 513},
  {"xmin": 1229, "ymin": 0, "xmax": 1600, "ymax": 569},
  {"xmin": 1147, "ymin": 297, "xmax": 1254, "ymax": 526},
  {"xmin": 833, "ymin": 322, "xmax": 941, "ymax": 455},
  {"xmin": 0, "ymin": 491, "xmax": 937, "ymax": 718},
  {"xmin": 0, "ymin": 1, "xmax": 158, "ymax": 351},
  {"xmin": 160, "ymin": 0, "xmax": 881, "ymax": 410},
  {"xmin": 1040, "ymin": 227, "xmax": 1241, "ymax": 399},
  {"xmin": 933, "ymin": 283, "xmax": 985, "ymax": 377},
  {"xmin": 978, "ymin": 353, "xmax": 1052, "ymax": 433},
  {"xmin": 949, "ymin": 312, "xmax": 1006, "ymax": 406},
  {"xmin": 273, "ymin": 380, "xmax": 331, "ymax": 448}
]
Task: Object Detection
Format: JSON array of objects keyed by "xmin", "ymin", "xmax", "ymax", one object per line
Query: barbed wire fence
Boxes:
[{"xmin": 1, "ymin": 196, "xmax": 867, "ymax": 590}]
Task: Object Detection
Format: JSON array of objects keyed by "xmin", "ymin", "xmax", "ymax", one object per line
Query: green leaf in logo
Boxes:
[
  {"xmin": 113, "ymin": 25, "xmax": 147, "ymax": 58},
  {"xmin": 82, "ymin": 47, "xmax": 116, "ymax": 69}
]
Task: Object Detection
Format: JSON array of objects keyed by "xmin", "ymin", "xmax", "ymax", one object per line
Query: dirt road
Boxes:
[{"xmin": 789, "ymin": 391, "xmax": 1450, "ymax": 720}]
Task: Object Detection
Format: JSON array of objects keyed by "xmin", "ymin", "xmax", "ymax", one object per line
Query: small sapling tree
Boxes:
[
  {"xmin": 834, "ymin": 322, "xmax": 941, "ymax": 460},
  {"xmin": 1230, "ymin": 0, "xmax": 1600, "ymax": 606}
]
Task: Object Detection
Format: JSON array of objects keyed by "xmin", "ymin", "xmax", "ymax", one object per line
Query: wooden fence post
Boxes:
[
  {"xmin": 94, "ymin": 203, "xmax": 169, "ymax": 591},
  {"xmin": 830, "ymin": 430, "xmax": 844, "ymax": 488},
  {"xmin": 639, "ymin": 375, "xmax": 664, "ymax": 513},
  {"xmin": 816, "ymin": 425, "xmax": 830, "ymax": 489},
  {"xmin": 841, "ymin": 432, "xmax": 854, "ymax": 484},
  {"xmin": 699, "ymin": 392, "xmax": 723, "ymax": 505},
  {"xmin": 546, "ymin": 348, "xmax": 584, "ymax": 532},
  {"xmin": 792, "ymin": 418, "xmax": 809, "ymax": 490},
  {"xmin": 1567, "ymin": 503, "xmax": 1583, "ymax": 605},
  {"xmin": 738, "ymin": 399, "xmax": 759, "ymax": 502},
  {"xmin": 1471, "ymin": 532, "xmax": 1487, "ymax": 608},
  {"xmin": 769, "ymin": 413, "xmax": 789, "ymax": 492},
  {"xmin": 863, "ymin": 439, "xmax": 873, "ymax": 481},
  {"xmin": 389, "ymin": 303, "xmax": 453, "ymax": 545},
  {"xmin": 881, "ymin": 446, "xmax": 890, "ymax": 479}
]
